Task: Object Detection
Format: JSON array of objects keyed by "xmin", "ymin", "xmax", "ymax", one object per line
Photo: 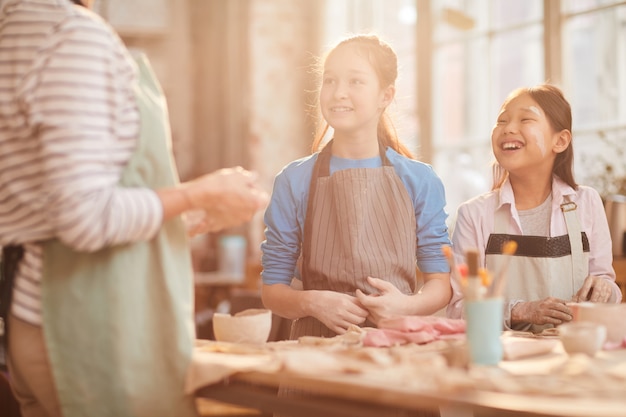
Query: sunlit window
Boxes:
[{"xmin": 321, "ymin": 0, "xmax": 626, "ymax": 218}]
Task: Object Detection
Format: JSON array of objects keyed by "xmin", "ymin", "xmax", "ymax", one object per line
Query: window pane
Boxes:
[
  {"xmin": 433, "ymin": 42, "xmax": 467, "ymax": 147},
  {"xmin": 433, "ymin": 24, "xmax": 543, "ymax": 148},
  {"xmin": 433, "ymin": 0, "xmax": 489, "ymax": 43},
  {"xmin": 575, "ymin": 128, "xmax": 626, "ymax": 197},
  {"xmin": 562, "ymin": 0, "xmax": 624, "ymax": 14},
  {"xmin": 464, "ymin": 37, "xmax": 492, "ymax": 140},
  {"xmin": 562, "ymin": 6, "xmax": 626, "ymax": 128},
  {"xmin": 434, "ymin": 147, "xmax": 491, "ymax": 225},
  {"xmin": 490, "ymin": 24, "xmax": 544, "ymax": 107},
  {"xmin": 491, "ymin": 0, "xmax": 543, "ymax": 29}
]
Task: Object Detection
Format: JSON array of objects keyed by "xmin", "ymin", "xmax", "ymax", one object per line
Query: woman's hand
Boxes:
[
  {"xmin": 573, "ymin": 275, "xmax": 614, "ymax": 303},
  {"xmin": 355, "ymin": 277, "xmax": 408, "ymax": 325},
  {"xmin": 161, "ymin": 166, "xmax": 269, "ymax": 235},
  {"xmin": 511, "ymin": 298, "xmax": 573, "ymax": 326}
]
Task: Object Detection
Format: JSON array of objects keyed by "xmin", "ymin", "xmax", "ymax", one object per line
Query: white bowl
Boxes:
[
  {"xmin": 559, "ymin": 321, "xmax": 606, "ymax": 356},
  {"xmin": 212, "ymin": 308, "xmax": 272, "ymax": 344},
  {"xmin": 570, "ymin": 302, "xmax": 626, "ymax": 344}
]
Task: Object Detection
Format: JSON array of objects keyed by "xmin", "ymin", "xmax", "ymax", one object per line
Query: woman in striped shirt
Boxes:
[{"xmin": 0, "ymin": 1, "xmax": 267, "ymax": 416}]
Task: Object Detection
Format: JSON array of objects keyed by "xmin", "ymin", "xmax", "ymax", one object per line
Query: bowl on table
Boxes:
[
  {"xmin": 569, "ymin": 302, "xmax": 626, "ymax": 345},
  {"xmin": 212, "ymin": 308, "xmax": 272, "ymax": 344},
  {"xmin": 558, "ymin": 321, "xmax": 606, "ymax": 356}
]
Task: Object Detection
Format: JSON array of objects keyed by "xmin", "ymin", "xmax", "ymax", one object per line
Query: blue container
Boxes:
[{"xmin": 465, "ymin": 297, "xmax": 504, "ymax": 365}]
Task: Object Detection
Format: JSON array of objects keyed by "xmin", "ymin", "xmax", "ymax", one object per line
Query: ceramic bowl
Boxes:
[
  {"xmin": 569, "ymin": 302, "xmax": 626, "ymax": 344},
  {"xmin": 558, "ymin": 321, "xmax": 606, "ymax": 356},
  {"xmin": 212, "ymin": 308, "xmax": 272, "ymax": 344}
]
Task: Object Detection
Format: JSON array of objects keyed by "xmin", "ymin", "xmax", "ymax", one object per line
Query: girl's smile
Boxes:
[
  {"xmin": 329, "ymin": 106, "xmax": 354, "ymax": 113},
  {"xmin": 500, "ymin": 140, "xmax": 524, "ymax": 151}
]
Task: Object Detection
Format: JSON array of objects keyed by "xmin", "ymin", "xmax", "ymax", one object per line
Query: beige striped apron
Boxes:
[
  {"xmin": 282, "ymin": 142, "xmax": 440, "ymax": 416},
  {"xmin": 290, "ymin": 141, "xmax": 417, "ymax": 339}
]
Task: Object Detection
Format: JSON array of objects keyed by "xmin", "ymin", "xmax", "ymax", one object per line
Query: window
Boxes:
[{"xmin": 321, "ymin": 0, "xmax": 626, "ymax": 218}]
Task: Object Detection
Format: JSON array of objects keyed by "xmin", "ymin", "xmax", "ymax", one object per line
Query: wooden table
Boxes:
[
  {"xmin": 197, "ymin": 369, "xmax": 626, "ymax": 417},
  {"xmin": 191, "ymin": 337, "xmax": 626, "ymax": 417}
]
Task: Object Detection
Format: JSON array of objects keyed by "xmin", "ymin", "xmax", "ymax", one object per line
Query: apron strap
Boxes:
[
  {"xmin": 301, "ymin": 143, "xmax": 333, "ymax": 283},
  {"xmin": 379, "ymin": 142, "xmax": 392, "ymax": 167},
  {"xmin": 561, "ymin": 197, "xmax": 585, "ymax": 286}
]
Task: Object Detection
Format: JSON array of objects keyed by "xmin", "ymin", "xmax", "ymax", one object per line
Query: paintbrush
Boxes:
[
  {"xmin": 441, "ymin": 245, "xmax": 463, "ymax": 285},
  {"xmin": 464, "ymin": 248, "xmax": 483, "ymax": 300},
  {"xmin": 479, "ymin": 267, "xmax": 492, "ymax": 287},
  {"xmin": 488, "ymin": 240, "xmax": 518, "ymax": 297}
]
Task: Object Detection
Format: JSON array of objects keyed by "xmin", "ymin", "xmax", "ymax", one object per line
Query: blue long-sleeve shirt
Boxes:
[{"xmin": 261, "ymin": 147, "xmax": 450, "ymax": 285}]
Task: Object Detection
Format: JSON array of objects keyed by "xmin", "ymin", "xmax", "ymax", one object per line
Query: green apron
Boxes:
[{"xmin": 41, "ymin": 53, "xmax": 197, "ymax": 417}]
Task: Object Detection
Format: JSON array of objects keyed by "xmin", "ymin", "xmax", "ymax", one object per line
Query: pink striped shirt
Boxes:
[{"xmin": 0, "ymin": 0, "xmax": 162, "ymax": 325}]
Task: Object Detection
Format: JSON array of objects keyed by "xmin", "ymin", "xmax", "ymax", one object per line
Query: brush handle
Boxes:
[
  {"xmin": 490, "ymin": 255, "xmax": 513, "ymax": 297},
  {"xmin": 465, "ymin": 249, "xmax": 483, "ymax": 300}
]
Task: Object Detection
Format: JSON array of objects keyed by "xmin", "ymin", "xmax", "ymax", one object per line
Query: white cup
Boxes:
[{"xmin": 217, "ymin": 235, "xmax": 247, "ymax": 282}]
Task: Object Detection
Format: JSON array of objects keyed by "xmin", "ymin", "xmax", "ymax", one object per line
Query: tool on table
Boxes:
[
  {"xmin": 464, "ymin": 248, "xmax": 483, "ymax": 300},
  {"xmin": 441, "ymin": 245, "xmax": 463, "ymax": 286},
  {"xmin": 488, "ymin": 240, "xmax": 518, "ymax": 297}
]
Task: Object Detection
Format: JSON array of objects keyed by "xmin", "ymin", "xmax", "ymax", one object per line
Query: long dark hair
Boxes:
[
  {"xmin": 492, "ymin": 84, "xmax": 577, "ymax": 190},
  {"xmin": 310, "ymin": 34, "xmax": 414, "ymax": 159}
]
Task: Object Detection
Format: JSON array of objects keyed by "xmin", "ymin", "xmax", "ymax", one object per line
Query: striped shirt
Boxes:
[{"xmin": 0, "ymin": 0, "xmax": 163, "ymax": 325}]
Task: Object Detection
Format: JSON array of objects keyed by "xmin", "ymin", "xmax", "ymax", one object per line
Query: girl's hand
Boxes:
[
  {"xmin": 573, "ymin": 275, "xmax": 614, "ymax": 303},
  {"xmin": 511, "ymin": 298, "xmax": 573, "ymax": 326},
  {"xmin": 313, "ymin": 291, "xmax": 368, "ymax": 334},
  {"xmin": 312, "ymin": 291, "xmax": 369, "ymax": 334},
  {"xmin": 355, "ymin": 276, "xmax": 407, "ymax": 324}
]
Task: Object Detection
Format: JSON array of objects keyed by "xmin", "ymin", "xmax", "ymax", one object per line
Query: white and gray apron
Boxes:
[
  {"xmin": 290, "ymin": 141, "xmax": 417, "ymax": 339},
  {"xmin": 485, "ymin": 198, "xmax": 588, "ymax": 333},
  {"xmin": 40, "ymin": 53, "xmax": 197, "ymax": 417}
]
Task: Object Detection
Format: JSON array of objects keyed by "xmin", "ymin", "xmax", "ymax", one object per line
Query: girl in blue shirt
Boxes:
[{"xmin": 261, "ymin": 34, "xmax": 451, "ymax": 338}]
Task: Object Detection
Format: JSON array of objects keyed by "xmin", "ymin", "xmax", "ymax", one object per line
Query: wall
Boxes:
[
  {"xmin": 103, "ymin": 0, "xmax": 322, "ymax": 273},
  {"xmin": 247, "ymin": 0, "xmax": 322, "ymax": 261},
  {"xmin": 100, "ymin": 0, "xmax": 196, "ymax": 179}
]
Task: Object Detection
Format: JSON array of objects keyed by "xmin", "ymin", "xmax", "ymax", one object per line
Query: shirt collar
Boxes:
[
  {"xmin": 496, "ymin": 179, "xmax": 515, "ymax": 211},
  {"xmin": 496, "ymin": 175, "xmax": 577, "ymax": 211},
  {"xmin": 551, "ymin": 175, "xmax": 577, "ymax": 204}
]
